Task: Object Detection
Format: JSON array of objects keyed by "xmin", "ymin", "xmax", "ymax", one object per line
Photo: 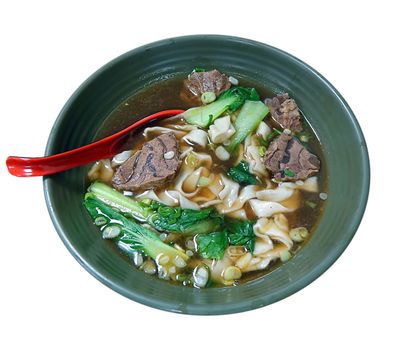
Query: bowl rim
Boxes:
[{"xmin": 43, "ymin": 34, "xmax": 370, "ymax": 315}]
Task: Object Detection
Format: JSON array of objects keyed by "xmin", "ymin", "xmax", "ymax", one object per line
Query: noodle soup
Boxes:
[{"xmin": 84, "ymin": 69, "xmax": 326, "ymax": 288}]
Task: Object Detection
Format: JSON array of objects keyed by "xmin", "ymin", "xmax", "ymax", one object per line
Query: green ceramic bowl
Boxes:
[{"xmin": 44, "ymin": 35, "xmax": 369, "ymax": 314}]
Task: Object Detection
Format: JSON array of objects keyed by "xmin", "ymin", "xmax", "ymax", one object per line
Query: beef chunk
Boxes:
[
  {"xmin": 112, "ymin": 133, "xmax": 180, "ymax": 191},
  {"xmin": 264, "ymin": 94, "xmax": 303, "ymax": 133},
  {"xmin": 264, "ymin": 133, "xmax": 320, "ymax": 181},
  {"xmin": 181, "ymin": 69, "xmax": 231, "ymax": 105}
]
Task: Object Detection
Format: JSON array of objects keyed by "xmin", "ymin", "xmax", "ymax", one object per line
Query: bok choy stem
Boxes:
[{"xmin": 227, "ymin": 100, "xmax": 270, "ymax": 151}]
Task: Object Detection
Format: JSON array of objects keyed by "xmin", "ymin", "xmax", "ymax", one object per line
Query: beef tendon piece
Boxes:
[
  {"xmin": 181, "ymin": 69, "xmax": 231, "ymax": 105},
  {"xmin": 264, "ymin": 93, "xmax": 303, "ymax": 133},
  {"xmin": 112, "ymin": 132, "xmax": 181, "ymax": 191},
  {"xmin": 264, "ymin": 133, "xmax": 320, "ymax": 181}
]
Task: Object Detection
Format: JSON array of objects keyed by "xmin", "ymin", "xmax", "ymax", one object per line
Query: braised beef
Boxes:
[
  {"xmin": 112, "ymin": 133, "xmax": 180, "ymax": 191},
  {"xmin": 181, "ymin": 69, "xmax": 231, "ymax": 105},
  {"xmin": 264, "ymin": 94, "xmax": 303, "ymax": 133},
  {"xmin": 264, "ymin": 133, "xmax": 320, "ymax": 181}
]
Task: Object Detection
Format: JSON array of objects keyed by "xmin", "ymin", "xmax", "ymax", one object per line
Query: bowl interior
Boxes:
[{"xmin": 44, "ymin": 35, "xmax": 369, "ymax": 314}]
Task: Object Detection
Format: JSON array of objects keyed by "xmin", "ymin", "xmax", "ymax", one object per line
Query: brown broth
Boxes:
[{"xmin": 92, "ymin": 75, "xmax": 327, "ymax": 287}]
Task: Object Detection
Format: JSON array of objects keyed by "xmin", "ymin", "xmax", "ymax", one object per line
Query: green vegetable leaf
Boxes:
[
  {"xmin": 218, "ymin": 87, "xmax": 260, "ymax": 111},
  {"xmin": 284, "ymin": 168, "xmax": 295, "ymax": 177},
  {"xmin": 224, "ymin": 219, "xmax": 256, "ymax": 252},
  {"xmin": 148, "ymin": 201, "xmax": 223, "ymax": 235},
  {"xmin": 227, "ymin": 160, "xmax": 257, "ymax": 185},
  {"xmin": 196, "ymin": 231, "xmax": 228, "ymax": 260}
]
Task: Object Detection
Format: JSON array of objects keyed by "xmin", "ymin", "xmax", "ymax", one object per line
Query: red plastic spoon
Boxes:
[{"xmin": 6, "ymin": 109, "xmax": 185, "ymax": 177}]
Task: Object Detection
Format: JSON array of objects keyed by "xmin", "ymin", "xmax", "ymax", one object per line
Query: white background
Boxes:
[{"xmin": 1, "ymin": 1, "xmax": 406, "ymax": 349}]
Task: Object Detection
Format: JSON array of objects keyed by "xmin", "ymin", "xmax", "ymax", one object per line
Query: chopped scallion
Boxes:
[
  {"xmin": 300, "ymin": 135, "xmax": 309, "ymax": 143},
  {"xmin": 284, "ymin": 168, "xmax": 295, "ymax": 177},
  {"xmin": 197, "ymin": 177, "xmax": 210, "ymax": 187},
  {"xmin": 305, "ymin": 200, "xmax": 317, "ymax": 209},
  {"xmin": 201, "ymin": 91, "xmax": 216, "ymax": 104}
]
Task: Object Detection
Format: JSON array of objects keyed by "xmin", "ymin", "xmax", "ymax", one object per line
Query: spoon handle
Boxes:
[{"xmin": 6, "ymin": 109, "xmax": 184, "ymax": 177}]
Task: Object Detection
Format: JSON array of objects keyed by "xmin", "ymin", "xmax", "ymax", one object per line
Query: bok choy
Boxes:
[
  {"xmin": 182, "ymin": 87, "xmax": 261, "ymax": 128},
  {"xmin": 87, "ymin": 182, "xmax": 222, "ymax": 235},
  {"xmin": 227, "ymin": 100, "xmax": 270, "ymax": 151},
  {"xmin": 84, "ymin": 193, "xmax": 188, "ymax": 263}
]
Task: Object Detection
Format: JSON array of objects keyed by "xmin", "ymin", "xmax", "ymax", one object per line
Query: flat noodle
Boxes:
[
  {"xmin": 208, "ymin": 115, "xmax": 235, "ymax": 144},
  {"xmin": 174, "ymin": 166, "xmax": 203, "ymax": 198},
  {"xmin": 207, "ymin": 173, "xmax": 223, "ymax": 195},
  {"xmin": 143, "ymin": 126, "xmax": 186, "ymax": 138},
  {"xmin": 233, "ymin": 144, "xmax": 245, "ymax": 166},
  {"xmin": 193, "ymin": 180, "xmax": 218, "ymax": 203},
  {"xmin": 173, "ymin": 152, "xmax": 213, "ymax": 199},
  {"xmin": 203, "ymin": 256, "xmax": 234, "ymax": 285},
  {"xmin": 138, "ymin": 189, "xmax": 200, "ymax": 210},
  {"xmin": 253, "ymin": 215, "xmax": 293, "ymax": 249},
  {"xmin": 241, "ymin": 256, "xmax": 273, "ymax": 273},
  {"xmin": 169, "ymin": 123, "xmax": 198, "ymax": 131},
  {"xmin": 87, "ymin": 159, "xmax": 113, "ymax": 183},
  {"xmin": 177, "ymin": 193, "xmax": 200, "ymax": 210},
  {"xmin": 217, "ymin": 184, "xmax": 257, "ymax": 214},
  {"xmin": 253, "ymin": 239, "xmax": 274, "ymax": 255},
  {"xmin": 239, "ymin": 214, "xmax": 293, "ymax": 273},
  {"xmin": 281, "ymin": 176, "xmax": 319, "ymax": 192},
  {"xmin": 256, "ymin": 121, "xmax": 272, "ymax": 140},
  {"xmin": 226, "ymin": 209, "xmax": 248, "ymax": 220},
  {"xmin": 244, "ymin": 134, "xmax": 268, "ymax": 177},
  {"xmin": 199, "ymin": 199, "xmax": 223, "ymax": 208},
  {"xmin": 255, "ymin": 245, "xmax": 289, "ymax": 260},
  {"xmin": 193, "ymin": 152, "xmax": 213, "ymax": 168},
  {"xmin": 246, "ymin": 145, "xmax": 268, "ymax": 177},
  {"xmin": 135, "ymin": 189, "xmax": 161, "ymax": 202},
  {"xmin": 256, "ymin": 186, "xmax": 294, "ymax": 202},
  {"xmin": 179, "ymin": 146, "xmax": 193, "ymax": 159},
  {"xmin": 136, "ymin": 189, "xmax": 178, "ymax": 206},
  {"xmin": 217, "ymin": 174, "xmax": 240, "ymax": 209},
  {"xmin": 249, "ymin": 199, "xmax": 294, "ymax": 217},
  {"xmin": 183, "ymin": 129, "xmax": 208, "ymax": 147}
]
